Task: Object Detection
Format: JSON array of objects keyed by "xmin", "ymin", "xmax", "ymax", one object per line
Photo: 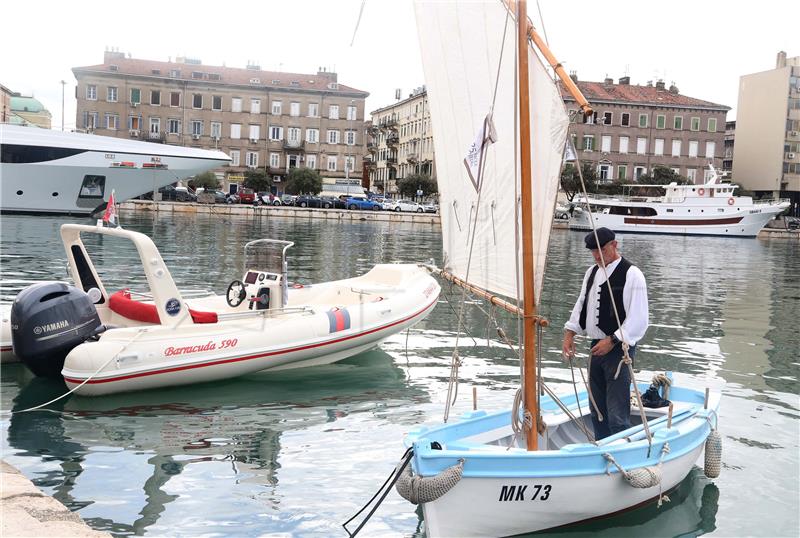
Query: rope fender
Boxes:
[
  {"xmin": 395, "ymin": 457, "xmax": 465, "ymax": 504},
  {"xmin": 704, "ymin": 428, "xmax": 722, "ymax": 478},
  {"xmin": 603, "ymin": 443, "xmax": 671, "ymax": 506}
]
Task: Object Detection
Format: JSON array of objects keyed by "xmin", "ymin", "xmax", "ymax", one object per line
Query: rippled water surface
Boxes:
[{"xmin": 1, "ymin": 212, "xmax": 798, "ymax": 537}]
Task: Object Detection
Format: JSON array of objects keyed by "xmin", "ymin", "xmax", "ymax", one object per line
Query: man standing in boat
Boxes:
[{"xmin": 562, "ymin": 227, "xmax": 649, "ymax": 439}]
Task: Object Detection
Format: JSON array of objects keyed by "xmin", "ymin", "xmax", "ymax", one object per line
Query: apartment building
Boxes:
[
  {"xmin": 731, "ymin": 51, "xmax": 800, "ymax": 201},
  {"xmin": 562, "ymin": 75, "xmax": 729, "ymax": 184},
  {"xmin": 367, "ymin": 86, "xmax": 434, "ymax": 195},
  {"xmin": 72, "ymin": 50, "xmax": 369, "ymax": 189}
]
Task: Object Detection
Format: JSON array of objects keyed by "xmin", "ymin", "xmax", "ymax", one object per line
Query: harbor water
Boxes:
[{"xmin": 1, "ymin": 212, "xmax": 798, "ymax": 537}]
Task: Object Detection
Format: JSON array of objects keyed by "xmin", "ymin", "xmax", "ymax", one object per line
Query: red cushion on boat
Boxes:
[{"xmin": 108, "ymin": 290, "xmax": 218, "ymax": 324}]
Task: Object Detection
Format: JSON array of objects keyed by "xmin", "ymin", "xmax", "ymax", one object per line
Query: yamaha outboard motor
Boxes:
[{"xmin": 11, "ymin": 282, "xmax": 102, "ymax": 378}]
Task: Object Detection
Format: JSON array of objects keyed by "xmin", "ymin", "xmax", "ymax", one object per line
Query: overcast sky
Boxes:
[{"xmin": 2, "ymin": 0, "xmax": 797, "ymax": 131}]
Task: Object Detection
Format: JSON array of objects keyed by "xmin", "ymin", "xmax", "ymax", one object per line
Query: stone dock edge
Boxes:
[{"xmin": 1, "ymin": 460, "xmax": 111, "ymax": 538}]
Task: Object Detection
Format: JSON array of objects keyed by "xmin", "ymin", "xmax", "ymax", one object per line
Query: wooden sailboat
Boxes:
[{"xmin": 378, "ymin": 2, "xmax": 723, "ymax": 536}]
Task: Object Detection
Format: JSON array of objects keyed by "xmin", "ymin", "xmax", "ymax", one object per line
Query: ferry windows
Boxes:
[
  {"xmin": 705, "ymin": 141, "xmax": 716, "ymax": 158},
  {"xmin": 621, "ymin": 113, "xmax": 630, "ymax": 127},
  {"xmin": 86, "ymin": 85, "xmax": 97, "ymax": 100},
  {"xmin": 636, "ymin": 137, "xmax": 647, "ymax": 155},
  {"xmin": 168, "ymin": 119, "xmax": 180, "ymax": 135},
  {"xmin": 690, "ymin": 117, "xmax": 700, "ymax": 131},
  {"xmin": 601, "ymin": 135, "xmax": 611, "ymax": 152},
  {"xmin": 306, "ymin": 128, "xmax": 319, "ymax": 144},
  {"xmin": 130, "ymin": 88, "xmax": 141, "ymax": 105},
  {"xmin": 610, "ymin": 206, "xmax": 656, "ymax": 216},
  {"xmin": 171, "ymin": 92, "xmax": 181, "ymax": 107},
  {"xmin": 654, "ymin": 138, "xmax": 665, "ymax": 156},
  {"xmin": 150, "ymin": 90, "xmax": 161, "ymax": 106},
  {"xmin": 246, "ymin": 151, "xmax": 258, "ymax": 169},
  {"xmin": 192, "ymin": 93, "xmax": 203, "ymax": 109},
  {"xmin": 582, "ymin": 135, "xmax": 594, "ymax": 151},
  {"xmin": 327, "ymin": 156, "xmax": 338, "ymax": 171},
  {"xmin": 251, "ymin": 99, "xmax": 261, "ymax": 114},
  {"xmin": 617, "ymin": 165, "xmax": 627, "ymax": 180},
  {"xmin": 674, "ymin": 116, "xmax": 683, "ymax": 130},
  {"xmin": 603, "ymin": 112, "xmax": 612, "ymax": 125},
  {"xmin": 306, "ymin": 154, "xmax": 317, "ymax": 169},
  {"xmin": 329, "ymin": 104, "xmax": 339, "ymax": 119},
  {"xmin": 707, "ymin": 118, "xmax": 717, "ymax": 132},
  {"xmin": 230, "ymin": 150, "xmax": 240, "ymax": 167},
  {"xmin": 79, "ymin": 175, "xmax": 105, "ymax": 199},
  {"xmin": 638, "ymin": 114, "xmax": 648, "ymax": 128},
  {"xmin": 107, "ymin": 87, "xmax": 118, "ymax": 102},
  {"xmin": 656, "ymin": 115, "xmax": 666, "ymax": 129},
  {"xmin": 270, "ymin": 153, "xmax": 280, "ymax": 168},
  {"xmin": 290, "ymin": 102, "xmax": 300, "ymax": 117},
  {"xmin": 619, "ymin": 136, "xmax": 629, "ymax": 154},
  {"xmin": 689, "ymin": 141, "xmax": 699, "ymax": 157},
  {"xmin": 671, "ymin": 139, "xmax": 682, "ymax": 157},
  {"xmin": 230, "ymin": 123, "xmax": 242, "ymax": 139},
  {"xmin": 212, "ymin": 95, "xmax": 222, "ymax": 110},
  {"xmin": 271, "ymin": 101, "xmax": 282, "ymax": 115}
]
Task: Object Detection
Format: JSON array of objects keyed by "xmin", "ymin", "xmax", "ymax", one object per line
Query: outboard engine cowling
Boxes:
[{"xmin": 11, "ymin": 282, "xmax": 102, "ymax": 378}]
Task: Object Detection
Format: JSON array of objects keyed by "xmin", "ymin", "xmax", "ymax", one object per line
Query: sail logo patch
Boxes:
[{"xmin": 326, "ymin": 307, "xmax": 351, "ymax": 333}]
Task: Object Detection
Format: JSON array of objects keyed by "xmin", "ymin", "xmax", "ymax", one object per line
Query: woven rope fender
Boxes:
[
  {"xmin": 603, "ymin": 443, "xmax": 670, "ymax": 489},
  {"xmin": 704, "ymin": 428, "xmax": 722, "ymax": 478},
  {"xmin": 395, "ymin": 458, "xmax": 464, "ymax": 504}
]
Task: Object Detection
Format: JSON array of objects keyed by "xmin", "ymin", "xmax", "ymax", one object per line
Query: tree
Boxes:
[
  {"xmin": 560, "ymin": 163, "xmax": 598, "ymax": 201},
  {"xmin": 284, "ymin": 167, "xmax": 323, "ymax": 195},
  {"xmin": 243, "ymin": 169, "xmax": 272, "ymax": 192},
  {"xmin": 638, "ymin": 165, "xmax": 689, "ymax": 185},
  {"xmin": 188, "ymin": 171, "xmax": 219, "ymax": 191},
  {"xmin": 397, "ymin": 173, "xmax": 438, "ymax": 199}
]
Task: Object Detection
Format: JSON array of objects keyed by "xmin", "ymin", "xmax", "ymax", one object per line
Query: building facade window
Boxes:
[
  {"xmin": 327, "ymin": 129, "xmax": 340, "ymax": 144},
  {"xmin": 306, "ymin": 154, "xmax": 317, "ymax": 169},
  {"xmin": 130, "ymin": 88, "xmax": 141, "ymax": 104},
  {"xmin": 86, "ymin": 85, "xmax": 97, "ymax": 100},
  {"xmin": 329, "ymin": 104, "xmax": 339, "ymax": 119},
  {"xmin": 287, "ymin": 127, "xmax": 301, "ymax": 144},
  {"xmin": 656, "ymin": 115, "xmax": 666, "ymax": 129},
  {"xmin": 249, "ymin": 124, "xmax": 260, "ymax": 141},
  {"xmin": 170, "ymin": 92, "xmax": 180, "ymax": 107},
  {"xmin": 603, "ymin": 112, "xmax": 612, "ymax": 125},
  {"xmin": 619, "ymin": 136, "xmax": 629, "ymax": 154},
  {"xmin": 212, "ymin": 96, "xmax": 222, "ymax": 110},
  {"xmin": 230, "ymin": 150, "xmax": 240, "ymax": 167},
  {"xmin": 210, "ymin": 122, "xmax": 222, "ymax": 139},
  {"xmin": 192, "ymin": 94, "xmax": 202, "ymax": 109},
  {"xmin": 636, "ymin": 137, "xmax": 647, "ymax": 155},
  {"xmin": 290, "ymin": 102, "xmax": 300, "ymax": 117},
  {"xmin": 251, "ymin": 99, "xmax": 261, "ymax": 114},
  {"xmin": 149, "ymin": 117, "xmax": 160, "ymax": 134},
  {"xmin": 168, "ymin": 118, "xmax": 180, "ymax": 134},
  {"xmin": 246, "ymin": 151, "xmax": 258, "ymax": 168},
  {"xmin": 621, "ymin": 113, "xmax": 630, "ymax": 127},
  {"xmin": 617, "ymin": 165, "xmax": 627, "ymax": 180},
  {"xmin": 232, "ymin": 98, "xmax": 242, "ymax": 113},
  {"xmin": 347, "ymin": 105, "xmax": 357, "ymax": 121},
  {"xmin": 107, "ymin": 87, "xmax": 117, "ymax": 102},
  {"xmin": 601, "ymin": 135, "xmax": 611, "ymax": 153},
  {"xmin": 582, "ymin": 135, "xmax": 593, "ymax": 151},
  {"xmin": 271, "ymin": 101, "xmax": 282, "ymax": 115},
  {"xmin": 638, "ymin": 114, "xmax": 648, "ymax": 128},
  {"xmin": 346, "ymin": 130, "xmax": 356, "ymax": 146},
  {"xmin": 308, "ymin": 103, "xmax": 319, "ymax": 117},
  {"xmin": 689, "ymin": 140, "xmax": 699, "ymax": 157},
  {"xmin": 598, "ymin": 164, "xmax": 611, "ymax": 181},
  {"xmin": 270, "ymin": 126, "xmax": 283, "ymax": 140},
  {"xmin": 674, "ymin": 116, "xmax": 683, "ymax": 130},
  {"xmin": 306, "ymin": 128, "xmax": 318, "ymax": 143},
  {"xmin": 128, "ymin": 115, "xmax": 141, "ymax": 131},
  {"xmin": 84, "ymin": 112, "xmax": 98, "ymax": 130},
  {"xmin": 230, "ymin": 123, "xmax": 241, "ymax": 139},
  {"xmin": 690, "ymin": 117, "xmax": 700, "ymax": 131},
  {"xmin": 672, "ymin": 139, "xmax": 682, "ymax": 157},
  {"xmin": 105, "ymin": 114, "xmax": 118, "ymax": 130},
  {"xmin": 191, "ymin": 120, "xmax": 203, "ymax": 136},
  {"xmin": 634, "ymin": 166, "xmax": 646, "ymax": 180},
  {"xmin": 654, "ymin": 138, "xmax": 664, "ymax": 156},
  {"xmin": 707, "ymin": 118, "xmax": 717, "ymax": 132},
  {"xmin": 327, "ymin": 155, "xmax": 337, "ymax": 171},
  {"xmin": 687, "ymin": 168, "xmax": 697, "ymax": 182},
  {"xmin": 150, "ymin": 90, "xmax": 161, "ymax": 106},
  {"xmin": 345, "ymin": 156, "xmax": 356, "ymax": 173},
  {"xmin": 270, "ymin": 153, "xmax": 280, "ymax": 168},
  {"xmin": 705, "ymin": 141, "xmax": 716, "ymax": 158}
]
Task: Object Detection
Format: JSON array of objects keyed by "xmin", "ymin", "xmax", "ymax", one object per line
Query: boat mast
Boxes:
[{"xmin": 516, "ymin": 0, "xmax": 539, "ymax": 451}]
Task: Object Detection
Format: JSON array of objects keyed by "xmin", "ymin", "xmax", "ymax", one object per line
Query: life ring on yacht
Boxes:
[
  {"xmin": 727, "ymin": 198, "xmax": 735, "ymax": 206},
  {"xmin": 697, "ymin": 188, "xmax": 705, "ymax": 196}
]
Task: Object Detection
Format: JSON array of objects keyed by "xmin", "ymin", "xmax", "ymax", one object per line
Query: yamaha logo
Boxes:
[{"xmin": 33, "ymin": 320, "xmax": 70, "ymax": 335}]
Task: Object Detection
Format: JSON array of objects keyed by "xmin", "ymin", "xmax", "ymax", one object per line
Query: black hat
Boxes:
[{"xmin": 584, "ymin": 227, "xmax": 615, "ymax": 249}]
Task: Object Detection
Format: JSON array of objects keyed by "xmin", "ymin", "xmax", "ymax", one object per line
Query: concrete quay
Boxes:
[{"xmin": 1, "ymin": 460, "xmax": 110, "ymax": 537}]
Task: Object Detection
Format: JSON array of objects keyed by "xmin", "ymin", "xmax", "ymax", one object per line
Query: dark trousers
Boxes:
[{"xmin": 588, "ymin": 341, "xmax": 635, "ymax": 440}]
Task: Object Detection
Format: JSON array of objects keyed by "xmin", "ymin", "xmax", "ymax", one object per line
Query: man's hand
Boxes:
[
  {"xmin": 591, "ymin": 336, "xmax": 615, "ymax": 357},
  {"xmin": 562, "ymin": 330, "xmax": 576, "ymax": 362}
]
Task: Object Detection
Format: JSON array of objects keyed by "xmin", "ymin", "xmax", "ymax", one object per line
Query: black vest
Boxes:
[{"xmin": 579, "ymin": 257, "xmax": 632, "ymax": 336}]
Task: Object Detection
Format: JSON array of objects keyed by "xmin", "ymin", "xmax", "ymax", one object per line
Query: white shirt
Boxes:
[{"xmin": 564, "ymin": 257, "xmax": 649, "ymax": 346}]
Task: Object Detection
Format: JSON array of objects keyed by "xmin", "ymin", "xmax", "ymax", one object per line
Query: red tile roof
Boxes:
[
  {"xmin": 560, "ymin": 80, "xmax": 729, "ymax": 110},
  {"xmin": 73, "ymin": 57, "xmax": 368, "ymax": 96}
]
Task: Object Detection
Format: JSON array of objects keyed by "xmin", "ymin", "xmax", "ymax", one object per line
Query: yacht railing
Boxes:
[{"xmin": 753, "ymin": 197, "xmax": 790, "ymax": 206}]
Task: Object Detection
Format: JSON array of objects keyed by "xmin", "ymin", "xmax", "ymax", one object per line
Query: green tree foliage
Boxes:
[
  {"xmin": 243, "ymin": 169, "xmax": 272, "ymax": 192},
  {"xmin": 638, "ymin": 165, "xmax": 689, "ymax": 185},
  {"xmin": 284, "ymin": 167, "xmax": 323, "ymax": 195},
  {"xmin": 188, "ymin": 171, "xmax": 219, "ymax": 191},
  {"xmin": 397, "ymin": 173, "xmax": 438, "ymax": 198},
  {"xmin": 560, "ymin": 163, "xmax": 598, "ymax": 200}
]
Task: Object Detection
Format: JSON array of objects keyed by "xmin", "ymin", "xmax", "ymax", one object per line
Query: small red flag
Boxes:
[{"xmin": 102, "ymin": 190, "xmax": 117, "ymax": 226}]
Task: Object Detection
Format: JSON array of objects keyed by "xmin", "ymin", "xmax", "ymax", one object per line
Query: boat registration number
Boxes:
[{"xmin": 498, "ymin": 484, "xmax": 551, "ymax": 502}]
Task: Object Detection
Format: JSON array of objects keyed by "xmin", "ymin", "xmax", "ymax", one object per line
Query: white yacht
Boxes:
[
  {"xmin": 1, "ymin": 124, "xmax": 230, "ymax": 215},
  {"xmin": 570, "ymin": 169, "xmax": 789, "ymax": 237}
]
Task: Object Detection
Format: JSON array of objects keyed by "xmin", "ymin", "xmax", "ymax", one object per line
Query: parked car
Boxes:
[
  {"xmin": 421, "ymin": 202, "xmax": 439, "ymax": 214},
  {"xmin": 320, "ymin": 196, "xmax": 346, "ymax": 209},
  {"xmin": 386, "ymin": 199, "xmax": 424, "ymax": 213},
  {"xmin": 345, "ymin": 196, "xmax": 382, "ymax": 211},
  {"xmin": 210, "ymin": 190, "xmax": 228, "ymax": 204},
  {"xmin": 280, "ymin": 194, "xmax": 296, "ymax": 206},
  {"xmin": 295, "ymin": 195, "xmax": 323, "ymax": 208},
  {"xmin": 226, "ymin": 193, "xmax": 239, "ymax": 204},
  {"xmin": 141, "ymin": 185, "xmax": 196, "ymax": 202},
  {"xmin": 238, "ymin": 188, "xmax": 256, "ymax": 204},
  {"xmin": 257, "ymin": 192, "xmax": 282, "ymax": 206}
]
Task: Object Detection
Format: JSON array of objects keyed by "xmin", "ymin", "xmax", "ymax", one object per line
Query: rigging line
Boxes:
[
  {"xmin": 443, "ymin": 6, "xmax": 513, "ymax": 423},
  {"xmin": 534, "ymin": 0, "xmax": 550, "ymax": 47},
  {"xmin": 349, "ymin": 0, "xmax": 367, "ymax": 47}
]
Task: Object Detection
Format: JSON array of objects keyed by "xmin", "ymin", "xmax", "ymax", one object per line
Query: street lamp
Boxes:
[{"xmin": 60, "ymin": 80, "xmax": 66, "ymax": 131}]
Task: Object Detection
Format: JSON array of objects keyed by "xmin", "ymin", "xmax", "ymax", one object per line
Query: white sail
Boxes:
[{"xmin": 415, "ymin": 0, "xmax": 568, "ymax": 302}]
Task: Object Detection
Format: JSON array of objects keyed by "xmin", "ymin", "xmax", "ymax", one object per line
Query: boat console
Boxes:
[{"xmin": 226, "ymin": 238, "xmax": 294, "ymax": 311}]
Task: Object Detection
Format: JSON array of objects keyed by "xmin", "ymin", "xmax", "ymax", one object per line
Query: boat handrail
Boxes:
[
  {"xmin": 215, "ymin": 306, "xmax": 314, "ymax": 321},
  {"xmin": 127, "ymin": 289, "xmax": 213, "ymax": 299},
  {"xmin": 752, "ymin": 197, "xmax": 790, "ymax": 206}
]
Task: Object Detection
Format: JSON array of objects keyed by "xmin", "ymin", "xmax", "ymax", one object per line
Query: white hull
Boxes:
[
  {"xmin": 1, "ymin": 124, "xmax": 229, "ymax": 214},
  {"xmin": 422, "ymin": 445, "xmax": 702, "ymax": 537}
]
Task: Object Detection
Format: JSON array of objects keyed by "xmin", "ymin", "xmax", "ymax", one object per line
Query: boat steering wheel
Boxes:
[{"xmin": 226, "ymin": 280, "xmax": 247, "ymax": 307}]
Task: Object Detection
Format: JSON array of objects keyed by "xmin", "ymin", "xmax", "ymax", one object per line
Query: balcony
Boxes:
[
  {"xmin": 386, "ymin": 135, "xmax": 399, "ymax": 146},
  {"xmin": 386, "ymin": 157, "xmax": 397, "ymax": 167},
  {"xmin": 367, "ymin": 141, "xmax": 377, "ymax": 152},
  {"xmin": 283, "ymin": 140, "xmax": 305, "ymax": 151},
  {"xmin": 148, "ymin": 132, "xmax": 166, "ymax": 143},
  {"xmin": 128, "ymin": 129, "xmax": 140, "ymax": 138},
  {"xmin": 407, "ymin": 152, "xmax": 419, "ymax": 163}
]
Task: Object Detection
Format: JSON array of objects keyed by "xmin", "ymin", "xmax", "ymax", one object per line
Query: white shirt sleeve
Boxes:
[
  {"xmin": 564, "ymin": 266, "xmax": 594, "ymax": 336},
  {"xmin": 615, "ymin": 266, "xmax": 649, "ymax": 346}
]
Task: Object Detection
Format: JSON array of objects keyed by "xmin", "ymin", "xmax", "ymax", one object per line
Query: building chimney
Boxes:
[
  {"xmin": 655, "ymin": 79, "xmax": 666, "ymax": 91},
  {"xmin": 646, "ymin": 80, "xmax": 653, "ymax": 87},
  {"xmin": 104, "ymin": 48, "xmax": 125, "ymax": 63},
  {"xmin": 618, "ymin": 76, "xmax": 630, "ymax": 85},
  {"xmin": 317, "ymin": 68, "xmax": 338, "ymax": 83},
  {"xmin": 777, "ymin": 50, "xmax": 787, "ymax": 68},
  {"xmin": 604, "ymin": 76, "xmax": 614, "ymax": 86},
  {"xmin": 569, "ymin": 70, "xmax": 578, "ymax": 83}
]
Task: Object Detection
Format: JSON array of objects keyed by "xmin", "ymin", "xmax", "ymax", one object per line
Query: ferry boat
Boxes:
[
  {"xmin": 0, "ymin": 124, "xmax": 230, "ymax": 215},
  {"xmin": 569, "ymin": 169, "xmax": 790, "ymax": 237}
]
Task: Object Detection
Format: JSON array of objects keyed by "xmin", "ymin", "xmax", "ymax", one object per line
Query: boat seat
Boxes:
[{"xmin": 108, "ymin": 290, "xmax": 218, "ymax": 324}]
